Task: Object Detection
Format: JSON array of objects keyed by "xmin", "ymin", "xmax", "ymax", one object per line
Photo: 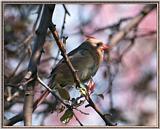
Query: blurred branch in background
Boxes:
[
  {"xmin": 109, "ymin": 4, "xmax": 157, "ymax": 47},
  {"xmin": 4, "ymin": 4, "xmax": 56, "ymax": 126},
  {"xmin": 23, "ymin": 4, "xmax": 55, "ymax": 126}
]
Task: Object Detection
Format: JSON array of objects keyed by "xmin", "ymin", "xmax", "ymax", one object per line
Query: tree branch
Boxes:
[
  {"xmin": 37, "ymin": 76, "xmax": 83, "ymax": 126},
  {"xmin": 49, "ymin": 22, "xmax": 82, "ymax": 87},
  {"xmin": 110, "ymin": 4, "xmax": 156, "ymax": 47},
  {"xmin": 23, "ymin": 4, "xmax": 55, "ymax": 126}
]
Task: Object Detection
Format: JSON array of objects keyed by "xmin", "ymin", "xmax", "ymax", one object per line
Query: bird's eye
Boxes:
[{"xmin": 96, "ymin": 42, "xmax": 102, "ymax": 47}]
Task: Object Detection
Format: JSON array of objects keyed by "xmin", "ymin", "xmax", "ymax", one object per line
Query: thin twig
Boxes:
[
  {"xmin": 37, "ymin": 76, "xmax": 66, "ymax": 105},
  {"xmin": 18, "ymin": 5, "xmax": 42, "ymax": 54},
  {"xmin": 61, "ymin": 5, "xmax": 70, "ymax": 38},
  {"xmin": 73, "ymin": 113, "xmax": 83, "ymax": 126},
  {"xmin": 8, "ymin": 53, "xmax": 27, "ymax": 79},
  {"xmin": 8, "ymin": 5, "xmax": 43, "ymax": 80},
  {"xmin": 53, "ymin": 4, "xmax": 70, "ymax": 66},
  {"xmin": 110, "ymin": 4, "xmax": 156, "ymax": 47},
  {"xmin": 37, "ymin": 76, "xmax": 83, "ymax": 126},
  {"xmin": 124, "ymin": 30, "xmax": 156, "ymax": 41},
  {"xmin": 62, "ymin": 4, "xmax": 70, "ymax": 16},
  {"xmin": 73, "ymin": 108, "xmax": 89, "ymax": 115},
  {"xmin": 32, "ymin": 5, "xmax": 42, "ymax": 32},
  {"xmin": 8, "ymin": 6, "xmax": 42, "ymax": 79},
  {"xmin": 90, "ymin": 17, "xmax": 133, "ymax": 35}
]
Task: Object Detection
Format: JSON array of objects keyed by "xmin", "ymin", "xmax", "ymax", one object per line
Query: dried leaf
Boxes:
[
  {"xmin": 87, "ymin": 80, "xmax": 95, "ymax": 93},
  {"xmin": 57, "ymin": 105, "xmax": 65, "ymax": 113}
]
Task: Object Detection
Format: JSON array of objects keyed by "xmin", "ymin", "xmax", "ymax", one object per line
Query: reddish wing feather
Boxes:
[{"xmin": 85, "ymin": 35, "xmax": 96, "ymax": 39}]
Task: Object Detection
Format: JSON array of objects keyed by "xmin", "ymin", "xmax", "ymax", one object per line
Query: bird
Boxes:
[
  {"xmin": 34, "ymin": 36, "xmax": 110, "ymax": 105},
  {"xmin": 49, "ymin": 37, "xmax": 109, "ymax": 88}
]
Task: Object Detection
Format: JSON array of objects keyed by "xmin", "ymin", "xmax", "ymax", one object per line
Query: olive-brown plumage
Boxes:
[
  {"xmin": 34, "ymin": 37, "xmax": 110, "ymax": 103},
  {"xmin": 50, "ymin": 37, "xmax": 109, "ymax": 88}
]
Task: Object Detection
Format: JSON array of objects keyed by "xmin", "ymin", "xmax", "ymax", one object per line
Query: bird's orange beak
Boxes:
[{"xmin": 101, "ymin": 44, "xmax": 110, "ymax": 51}]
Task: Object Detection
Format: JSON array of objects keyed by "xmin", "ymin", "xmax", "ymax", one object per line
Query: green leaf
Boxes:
[
  {"xmin": 57, "ymin": 87, "xmax": 70, "ymax": 100},
  {"xmin": 79, "ymin": 83, "xmax": 87, "ymax": 96},
  {"xmin": 60, "ymin": 109, "xmax": 74, "ymax": 124}
]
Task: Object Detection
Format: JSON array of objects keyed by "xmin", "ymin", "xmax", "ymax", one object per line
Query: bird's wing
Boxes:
[
  {"xmin": 49, "ymin": 47, "xmax": 93, "ymax": 79},
  {"xmin": 49, "ymin": 46, "xmax": 83, "ymax": 77}
]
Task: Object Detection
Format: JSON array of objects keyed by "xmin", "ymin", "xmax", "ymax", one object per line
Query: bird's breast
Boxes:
[{"xmin": 53, "ymin": 49, "xmax": 101, "ymax": 87}]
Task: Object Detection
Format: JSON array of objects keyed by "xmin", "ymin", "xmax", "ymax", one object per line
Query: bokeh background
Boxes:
[{"xmin": 3, "ymin": 3, "xmax": 157, "ymax": 126}]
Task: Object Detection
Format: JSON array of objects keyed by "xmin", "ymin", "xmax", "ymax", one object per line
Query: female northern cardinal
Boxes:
[
  {"xmin": 34, "ymin": 37, "xmax": 110, "ymax": 105},
  {"xmin": 49, "ymin": 37, "xmax": 109, "ymax": 87}
]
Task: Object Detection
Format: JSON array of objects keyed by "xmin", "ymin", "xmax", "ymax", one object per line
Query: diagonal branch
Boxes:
[
  {"xmin": 37, "ymin": 76, "xmax": 83, "ymax": 126},
  {"xmin": 110, "ymin": 4, "xmax": 157, "ymax": 47},
  {"xmin": 49, "ymin": 22, "xmax": 82, "ymax": 87}
]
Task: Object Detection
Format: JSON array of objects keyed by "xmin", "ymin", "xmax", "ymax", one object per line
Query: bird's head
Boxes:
[
  {"xmin": 85, "ymin": 35, "xmax": 110, "ymax": 52},
  {"xmin": 83, "ymin": 35, "xmax": 110, "ymax": 63}
]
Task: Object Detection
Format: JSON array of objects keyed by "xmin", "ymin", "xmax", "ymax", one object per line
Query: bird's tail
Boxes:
[{"xmin": 33, "ymin": 79, "xmax": 55, "ymax": 111}]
